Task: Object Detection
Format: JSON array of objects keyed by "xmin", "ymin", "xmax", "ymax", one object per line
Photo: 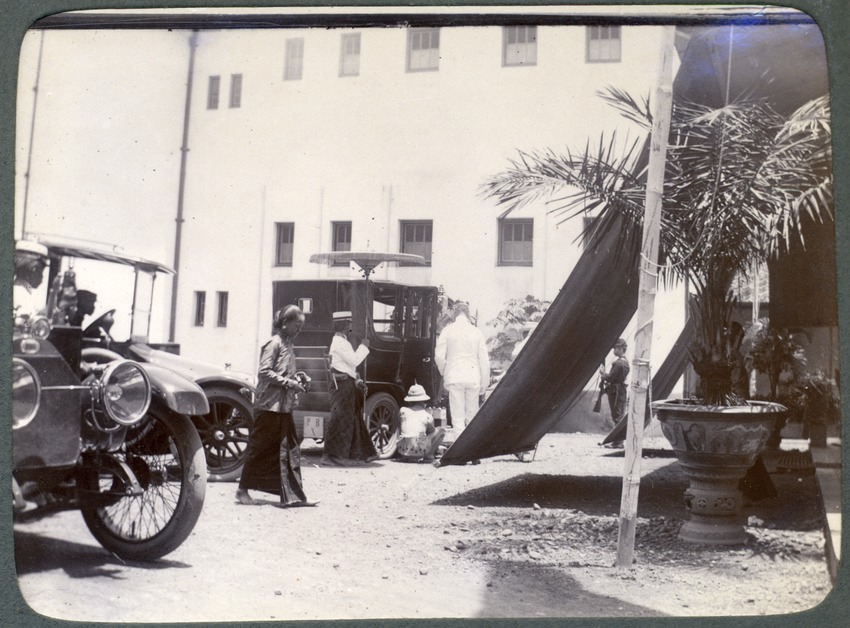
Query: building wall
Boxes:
[
  {"xmin": 14, "ymin": 23, "xmax": 687, "ymax": 417},
  {"xmin": 175, "ymin": 24, "xmax": 683, "ymax": 378}
]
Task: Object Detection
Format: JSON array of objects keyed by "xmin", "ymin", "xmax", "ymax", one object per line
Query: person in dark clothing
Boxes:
[
  {"xmin": 236, "ymin": 305, "xmax": 318, "ymax": 508},
  {"xmin": 600, "ymin": 337, "xmax": 630, "ymax": 448},
  {"xmin": 69, "ymin": 290, "xmax": 97, "ymax": 327},
  {"xmin": 322, "ymin": 311, "xmax": 378, "ymax": 466}
]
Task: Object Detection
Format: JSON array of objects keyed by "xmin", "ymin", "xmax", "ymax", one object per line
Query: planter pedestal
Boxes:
[{"xmin": 653, "ymin": 400, "xmax": 785, "ymax": 545}]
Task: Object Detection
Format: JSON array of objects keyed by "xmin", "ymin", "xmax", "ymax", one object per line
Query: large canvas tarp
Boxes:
[
  {"xmin": 440, "ymin": 213, "xmax": 641, "ymax": 465},
  {"xmin": 439, "ymin": 20, "xmax": 828, "ymax": 467}
]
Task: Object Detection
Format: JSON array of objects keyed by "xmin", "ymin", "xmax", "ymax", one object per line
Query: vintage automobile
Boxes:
[
  {"xmin": 31, "ymin": 235, "xmax": 256, "ymax": 482},
  {"xmin": 274, "ymin": 261, "xmax": 444, "ymax": 458},
  {"xmin": 12, "ymin": 243, "xmax": 209, "ymax": 560}
]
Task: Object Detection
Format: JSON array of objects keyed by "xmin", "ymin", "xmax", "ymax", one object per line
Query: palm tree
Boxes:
[{"xmin": 482, "ymin": 87, "xmax": 832, "ymax": 406}]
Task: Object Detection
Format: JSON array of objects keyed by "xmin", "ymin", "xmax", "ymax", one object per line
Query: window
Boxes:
[
  {"xmin": 503, "ymin": 26, "xmax": 537, "ymax": 66},
  {"xmin": 275, "ymin": 222, "xmax": 295, "ymax": 266},
  {"xmin": 284, "ymin": 38, "xmax": 304, "ymax": 80},
  {"xmin": 229, "ymin": 73, "xmax": 242, "ymax": 108},
  {"xmin": 216, "ymin": 291, "xmax": 229, "ymax": 327},
  {"xmin": 586, "ymin": 25, "xmax": 621, "ymax": 63},
  {"xmin": 407, "ymin": 28, "xmax": 440, "ymax": 72},
  {"xmin": 339, "ymin": 33, "xmax": 361, "ymax": 77},
  {"xmin": 400, "ymin": 220, "xmax": 433, "ymax": 265},
  {"xmin": 207, "ymin": 75, "xmax": 220, "ymax": 109},
  {"xmin": 193, "ymin": 291, "xmax": 206, "ymax": 326},
  {"xmin": 332, "ymin": 221, "xmax": 352, "ymax": 266},
  {"xmin": 498, "ymin": 218, "xmax": 533, "ymax": 266}
]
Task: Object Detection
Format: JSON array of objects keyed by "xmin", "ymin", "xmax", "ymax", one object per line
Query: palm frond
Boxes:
[{"xmin": 597, "ymin": 85, "xmax": 653, "ymax": 130}]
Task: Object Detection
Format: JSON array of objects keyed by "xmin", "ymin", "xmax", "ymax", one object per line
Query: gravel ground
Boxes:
[{"xmin": 13, "ymin": 432, "xmax": 834, "ymax": 622}]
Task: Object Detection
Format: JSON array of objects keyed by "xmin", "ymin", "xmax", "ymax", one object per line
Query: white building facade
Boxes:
[{"xmin": 172, "ymin": 23, "xmax": 683, "ymax": 373}]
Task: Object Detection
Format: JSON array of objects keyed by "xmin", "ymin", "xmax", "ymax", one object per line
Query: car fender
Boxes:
[
  {"xmin": 196, "ymin": 374, "xmax": 256, "ymax": 397},
  {"xmin": 365, "ymin": 381, "xmax": 405, "ymax": 405},
  {"xmin": 140, "ymin": 363, "xmax": 210, "ymax": 416}
]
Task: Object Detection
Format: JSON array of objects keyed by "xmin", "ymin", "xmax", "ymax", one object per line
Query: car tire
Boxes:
[
  {"xmin": 364, "ymin": 392, "xmax": 400, "ymax": 459},
  {"xmin": 80, "ymin": 403, "xmax": 206, "ymax": 561},
  {"xmin": 193, "ymin": 386, "xmax": 254, "ymax": 483}
]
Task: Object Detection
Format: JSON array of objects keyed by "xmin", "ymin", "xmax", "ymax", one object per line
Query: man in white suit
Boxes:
[{"xmin": 435, "ymin": 301, "xmax": 490, "ymax": 438}]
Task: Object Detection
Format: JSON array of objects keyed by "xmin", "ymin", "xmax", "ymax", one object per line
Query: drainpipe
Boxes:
[
  {"xmin": 21, "ymin": 30, "xmax": 46, "ymax": 238},
  {"xmin": 169, "ymin": 30, "xmax": 198, "ymax": 342}
]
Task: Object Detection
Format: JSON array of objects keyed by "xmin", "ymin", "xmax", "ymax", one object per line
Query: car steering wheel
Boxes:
[{"xmin": 83, "ymin": 308, "xmax": 117, "ymax": 342}]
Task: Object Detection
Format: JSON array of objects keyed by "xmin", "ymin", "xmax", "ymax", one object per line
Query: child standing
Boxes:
[{"xmin": 397, "ymin": 384, "xmax": 445, "ymax": 462}]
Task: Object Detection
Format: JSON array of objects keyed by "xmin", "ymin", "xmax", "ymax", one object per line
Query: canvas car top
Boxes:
[{"xmin": 32, "ymin": 234, "xmax": 175, "ymax": 275}]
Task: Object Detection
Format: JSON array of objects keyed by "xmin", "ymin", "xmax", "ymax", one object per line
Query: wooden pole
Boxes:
[{"xmin": 616, "ymin": 25, "xmax": 676, "ymax": 568}]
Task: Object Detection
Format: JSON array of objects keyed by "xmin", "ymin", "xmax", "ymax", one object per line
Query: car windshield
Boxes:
[{"xmin": 48, "ymin": 255, "xmax": 168, "ymax": 343}]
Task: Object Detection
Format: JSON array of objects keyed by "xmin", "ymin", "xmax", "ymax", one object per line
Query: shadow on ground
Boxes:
[
  {"xmin": 472, "ymin": 559, "xmax": 666, "ymax": 618},
  {"xmin": 14, "ymin": 530, "xmax": 191, "ymax": 578},
  {"xmin": 433, "ymin": 462, "xmax": 823, "ymax": 531}
]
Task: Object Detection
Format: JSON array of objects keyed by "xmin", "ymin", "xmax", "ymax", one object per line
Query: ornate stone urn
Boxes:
[{"xmin": 652, "ymin": 399, "xmax": 786, "ymax": 545}]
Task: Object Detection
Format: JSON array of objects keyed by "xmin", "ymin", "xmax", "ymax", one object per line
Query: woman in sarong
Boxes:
[
  {"xmin": 321, "ymin": 311, "xmax": 378, "ymax": 466},
  {"xmin": 236, "ymin": 305, "xmax": 318, "ymax": 507}
]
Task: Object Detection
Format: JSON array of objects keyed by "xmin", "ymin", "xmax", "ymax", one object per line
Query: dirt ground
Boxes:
[{"xmin": 12, "ymin": 432, "xmax": 835, "ymax": 623}]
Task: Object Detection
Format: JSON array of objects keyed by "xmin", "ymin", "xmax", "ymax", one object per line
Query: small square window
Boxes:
[
  {"xmin": 229, "ymin": 74, "xmax": 242, "ymax": 108},
  {"xmin": 503, "ymin": 26, "xmax": 537, "ymax": 67},
  {"xmin": 207, "ymin": 76, "xmax": 220, "ymax": 109},
  {"xmin": 498, "ymin": 219, "xmax": 533, "ymax": 266},
  {"xmin": 586, "ymin": 25, "xmax": 621, "ymax": 63},
  {"xmin": 216, "ymin": 291, "xmax": 229, "ymax": 327},
  {"xmin": 400, "ymin": 220, "xmax": 433, "ymax": 265},
  {"xmin": 285, "ymin": 38, "xmax": 304, "ymax": 80},
  {"xmin": 407, "ymin": 28, "xmax": 440, "ymax": 72},
  {"xmin": 194, "ymin": 291, "xmax": 206, "ymax": 326},
  {"xmin": 275, "ymin": 222, "xmax": 295, "ymax": 266},
  {"xmin": 340, "ymin": 33, "xmax": 361, "ymax": 77}
]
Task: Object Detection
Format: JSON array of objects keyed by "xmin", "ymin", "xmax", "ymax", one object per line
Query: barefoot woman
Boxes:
[{"xmin": 236, "ymin": 305, "xmax": 318, "ymax": 507}]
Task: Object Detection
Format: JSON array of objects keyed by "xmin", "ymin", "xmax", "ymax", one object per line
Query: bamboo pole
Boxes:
[{"xmin": 616, "ymin": 25, "xmax": 676, "ymax": 568}]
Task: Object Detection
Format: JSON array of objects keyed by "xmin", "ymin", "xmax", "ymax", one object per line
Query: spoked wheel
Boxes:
[
  {"xmin": 193, "ymin": 386, "xmax": 253, "ymax": 482},
  {"xmin": 364, "ymin": 393, "xmax": 400, "ymax": 459},
  {"xmin": 80, "ymin": 404, "xmax": 206, "ymax": 561}
]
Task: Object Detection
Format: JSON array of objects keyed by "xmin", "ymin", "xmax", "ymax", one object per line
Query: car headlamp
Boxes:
[
  {"xmin": 30, "ymin": 316, "xmax": 52, "ymax": 339},
  {"xmin": 99, "ymin": 360, "xmax": 152, "ymax": 426},
  {"xmin": 12, "ymin": 358, "xmax": 41, "ymax": 429}
]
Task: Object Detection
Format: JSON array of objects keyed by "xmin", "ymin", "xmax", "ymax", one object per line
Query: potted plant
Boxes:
[
  {"xmin": 482, "ymin": 87, "xmax": 832, "ymax": 544},
  {"xmin": 744, "ymin": 321, "xmax": 807, "ymax": 448}
]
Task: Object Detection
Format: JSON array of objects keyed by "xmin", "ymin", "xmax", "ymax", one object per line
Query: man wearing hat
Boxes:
[
  {"xmin": 600, "ymin": 337, "xmax": 630, "ymax": 448},
  {"xmin": 323, "ymin": 310, "xmax": 378, "ymax": 466},
  {"xmin": 397, "ymin": 384, "xmax": 445, "ymax": 462},
  {"xmin": 13, "ymin": 240, "xmax": 49, "ymax": 325}
]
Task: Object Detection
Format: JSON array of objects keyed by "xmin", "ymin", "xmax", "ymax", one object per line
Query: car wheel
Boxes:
[
  {"xmin": 364, "ymin": 392, "xmax": 400, "ymax": 459},
  {"xmin": 80, "ymin": 403, "xmax": 206, "ymax": 561},
  {"xmin": 193, "ymin": 386, "xmax": 254, "ymax": 482}
]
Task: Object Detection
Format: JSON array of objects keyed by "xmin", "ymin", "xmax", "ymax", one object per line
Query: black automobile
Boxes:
[
  {"xmin": 274, "ymin": 274, "xmax": 443, "ymax": 458},
  {"xmin": 12, "ymin": 241, "xmax": 209, "ymax": 560}
]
